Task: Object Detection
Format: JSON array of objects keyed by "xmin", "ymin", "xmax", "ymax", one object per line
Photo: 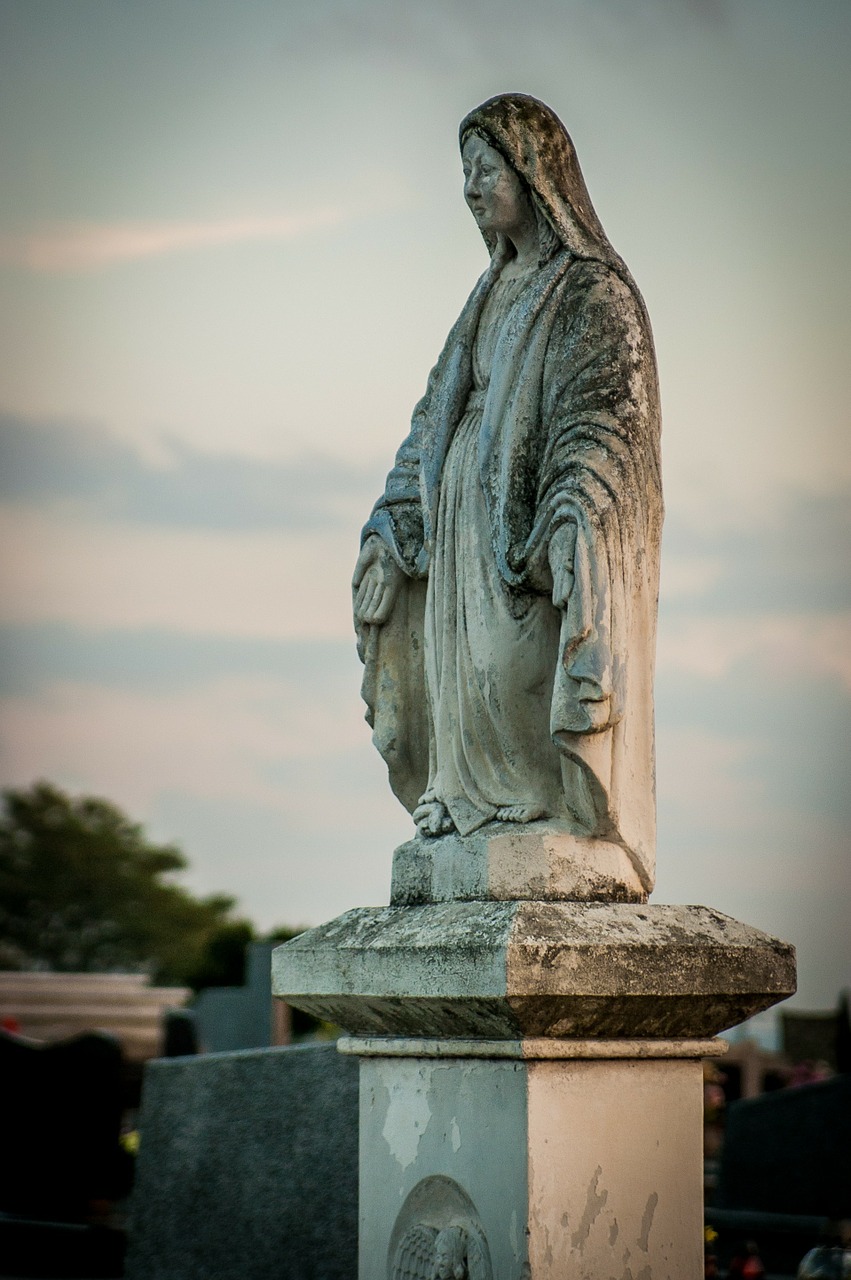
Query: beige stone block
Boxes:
[{"xmin": 526, "ymin": 1058, "xmax": 704, "ymax": 1279}]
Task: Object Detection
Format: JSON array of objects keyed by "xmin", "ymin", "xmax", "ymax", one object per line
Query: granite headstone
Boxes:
[{"xmin": 125, "ymin": 1042, "xmax": 358, "ymax": 1280}]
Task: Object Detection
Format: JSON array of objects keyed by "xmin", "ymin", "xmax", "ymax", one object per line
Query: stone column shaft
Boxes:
[{"xmin": 346, "ymin": 1037, "xmax": 711, "ymax": 1279}]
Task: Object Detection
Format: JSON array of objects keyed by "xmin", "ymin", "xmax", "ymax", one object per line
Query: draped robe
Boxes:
[{"xmin": 358, "ymin": 244, "xmax": 663, "ymax": 892}]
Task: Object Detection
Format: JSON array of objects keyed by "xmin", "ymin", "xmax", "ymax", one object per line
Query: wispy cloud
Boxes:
[
  {"xmin": 659, "ymin": 553, "xmax": 725, "ymax": 599},
  {"xmin": 0, "ymin": 668, "xmax": 409, "ymax": 923},
  {"xmin": 0, "ymin": 505, "xmax": 355, "ymax": 640},
  {"xmin": 658, "ymin": 612, "xmax": 851, "ymax": 690},
  {"xmin": 0, "ymin": 674, "xmax": 358, "ymax": 808},
  {"xmin": 0, "ymin": 209, "xmax": 345, "ymax": 273},
  {"xmin": 0, "ymin": 412, "xmax": 379, "ymax": 531}
]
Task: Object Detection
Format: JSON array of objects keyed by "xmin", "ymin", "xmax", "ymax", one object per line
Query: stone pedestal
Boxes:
[
  {"xmin": 273, "ymin": 897, "xmax": 795, "ymax": 1279},
  {"xmin": 347, "ymin": 1037, "xmax": 712, "ymax": 1279}
]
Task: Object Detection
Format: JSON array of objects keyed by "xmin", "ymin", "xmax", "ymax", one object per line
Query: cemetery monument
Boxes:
[{"xmin": 273, "ymin": 92, "xmax": 796, "ymax": 1280}]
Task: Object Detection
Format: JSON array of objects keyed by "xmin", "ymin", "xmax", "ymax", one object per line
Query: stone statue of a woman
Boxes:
[{"xmin": 352, "ymin": 94, "xmax": 663, "ymax": 899}]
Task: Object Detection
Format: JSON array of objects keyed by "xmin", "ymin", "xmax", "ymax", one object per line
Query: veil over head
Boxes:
[{"xmin": 459, "ymin": 93, "xmax": 623, "ymax": 275}]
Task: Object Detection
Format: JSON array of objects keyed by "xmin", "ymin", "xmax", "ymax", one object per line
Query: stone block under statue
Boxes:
[
  {"xmin": 391, "ymin": 821, "xmax": 648, "ymax": 906},
  {"xmin": 273, "ymin": 883, "xmax": 794, "ymax": 1279},
  {"xmin": 272, "ymin": 898, "xmax": 794, "ymax": 1042}
]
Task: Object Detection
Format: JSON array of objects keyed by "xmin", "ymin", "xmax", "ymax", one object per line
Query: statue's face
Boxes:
[{"xmin": 462, "ymin": 134, "xmax": 532, "ymax": 242}]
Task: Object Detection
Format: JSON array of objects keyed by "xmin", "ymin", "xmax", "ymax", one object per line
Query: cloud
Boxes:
[
  {"xmin": 660, "ymin": 490, "xmax": 851, "ymax": 612},
  {"xmin": 0, "ymin": 505, "xmax": 356, "ymax": 639},
  {"xmin": 149, "ymin": 787, "xmax": 405, "ymax": 926},
  {"xmin": 0, "ymin": 668, "xmax": 409, "ymax": 923},
  {"xmin": 657, "ymin": 725, "xmax": 756, "ymax": 830},
  {"xmin": 0, "ymin": 412, "xmax": 380, "ymax": 641},
  {"xmin": 653, "ymin": 713, "xmax": 850, "ymax": 1009},
  {"xmin": 0, "ymin": 211, "xmax": 345, "ymax": 273},
  {"xmin": 659, "ymin": 553, "xmax": 725, "ymax": 600},
  {"xmin": 0, "ymin": 674, "xmax": 361, "ymax": 810},
  {"xmin": 655, "ymin": 490, "xmax": 851, "ymax": 693},
  {"xmin": 0, "ymin": 412, "xmax": 380, "ymax": 531},
  {"xmin": 658, "ymin": 611, "xmax": 851, "ymax": 690},
  {"xmin": 0, "ymin": 626, "xmax": 356, "ymax": 697}
]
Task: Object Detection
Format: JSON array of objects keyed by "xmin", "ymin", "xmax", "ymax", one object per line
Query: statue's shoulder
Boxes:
[
  {"xmin": 562, "ymin": 256, "xmax": 634, "ymax": 306},
  {"xmin": 547, "ymin": 257, "xmax": 640, "ymax": 348}
]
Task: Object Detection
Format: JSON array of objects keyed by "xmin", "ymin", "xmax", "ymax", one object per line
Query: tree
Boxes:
[{"xmin": 0, "ymin": 781, "xmax": 251, "ymax": 986}]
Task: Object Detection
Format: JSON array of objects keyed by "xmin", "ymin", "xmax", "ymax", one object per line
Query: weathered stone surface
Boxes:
[
  {"xmin": 359, "ymin": 1050, "xmax": 706, "ymax": 1280},
  {"xmin": 391, "ymin": 821, "xmax": 647, "ymax": 904},
  {"xmin": 125, "ymin": 1044, "xmax": 358, "ymax": 1280},
  {"xmin": 272, "ymin": 902, "xmax": 796, "ymax": 1040},
  {"xmin": 352, "ymin": 92, "xmax": 663, "ymax": 896}
]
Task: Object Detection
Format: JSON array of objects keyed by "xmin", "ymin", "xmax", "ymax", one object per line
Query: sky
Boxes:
[{"xmin": 0, "ymin": 0, "xmax": 848, "ymax": 1012}]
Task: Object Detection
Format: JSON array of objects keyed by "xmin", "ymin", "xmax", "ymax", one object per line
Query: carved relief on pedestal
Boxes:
[{"xmin": 389, "ymin": 1176, "xmax": 492, "ymax": 1280}]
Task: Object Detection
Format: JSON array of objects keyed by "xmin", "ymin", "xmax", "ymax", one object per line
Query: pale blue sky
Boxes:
[{"xmin": 0, "ymin": 0, "xmax": 848, "ymax": 1010}]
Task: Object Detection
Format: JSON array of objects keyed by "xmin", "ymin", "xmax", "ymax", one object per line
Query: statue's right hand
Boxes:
[{"xmin": 352, "ymin": 537, "xmax": 404, "ymax": 627}]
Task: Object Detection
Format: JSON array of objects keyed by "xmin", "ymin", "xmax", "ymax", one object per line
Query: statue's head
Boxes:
[{"xmin": 459, "ymin": 93, "xmax": 617, "ymax": 271}]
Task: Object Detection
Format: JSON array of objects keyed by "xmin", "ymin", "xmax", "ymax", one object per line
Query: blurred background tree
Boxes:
[{"xmin": 0, "ymin": 781, "xmax": 262, "ymax": 988}]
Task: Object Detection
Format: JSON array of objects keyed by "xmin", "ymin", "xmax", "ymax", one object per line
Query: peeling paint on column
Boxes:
[
  {"xmin": 509, "ymin": 1209, "xmax": 519, "ymax": 1255},
  {"xmin": 450, "ymin": 1118, "xmax": 461, "ymax": 1152},
  {"xmin": 638, "ymin": 1190, "xmax": 658, "ymax": 1252},
  {"xmin": 526, "ymin": 1060, "xmax": 705, "ymax": 1276},
  {"xmin": 570, "ymin": 1165, "xmax": 608, "ymax": 1251},
  {"xmin": 379, "ymin": 1062, "xmax": 433, "ymax": 1171}
]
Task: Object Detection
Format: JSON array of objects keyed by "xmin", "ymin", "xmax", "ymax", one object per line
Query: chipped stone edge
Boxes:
[{"xmin": 337, "ymin": 1036, "xmax": 728, "ymax": 1060}]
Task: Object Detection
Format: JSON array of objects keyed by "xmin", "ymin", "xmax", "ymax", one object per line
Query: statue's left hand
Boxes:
[{"xmin": 352, "ymin": 536, "xmax": 405, "ymax": 627}]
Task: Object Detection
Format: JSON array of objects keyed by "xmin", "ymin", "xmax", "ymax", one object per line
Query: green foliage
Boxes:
[{"xmin": 0, "ymin": 781, "xmax": 250, "ymax": 986}]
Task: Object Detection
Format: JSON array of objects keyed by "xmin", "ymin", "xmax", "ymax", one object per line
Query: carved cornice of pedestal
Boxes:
[{"xmin": 272, "ymin": 902, "xmax": 795, "ymax": 1041}]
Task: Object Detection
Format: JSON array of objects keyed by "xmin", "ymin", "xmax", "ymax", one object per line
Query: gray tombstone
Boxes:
[
  {"xmin": 193, "ymin": 940, "xmax": 277, "ymax": 1053},
  {"xmin": 125, "ymin": 1042, "xmax": 358, "ymax": 1280}
]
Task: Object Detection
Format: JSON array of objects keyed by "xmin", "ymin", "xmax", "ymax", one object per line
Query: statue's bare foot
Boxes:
[
  {"xmin": 413, "ymin": 795, "xmax": 456, "ymax": 837},
  {"xmin": 494, "ymin": 803, "xmax": 547, "ymax": 824}
]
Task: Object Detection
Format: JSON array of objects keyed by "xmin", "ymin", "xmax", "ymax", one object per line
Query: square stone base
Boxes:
[
  {"xmin": 353, "ymin": 1040, "xmax": 707, "ymax": 1280},
  {"xmin": 390, "ymin": 822, "xmax": 648, "ymax": 904},
  {"xmin": 273, "ymin": 899, "xmax": 794, "ymax": 1277}
]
